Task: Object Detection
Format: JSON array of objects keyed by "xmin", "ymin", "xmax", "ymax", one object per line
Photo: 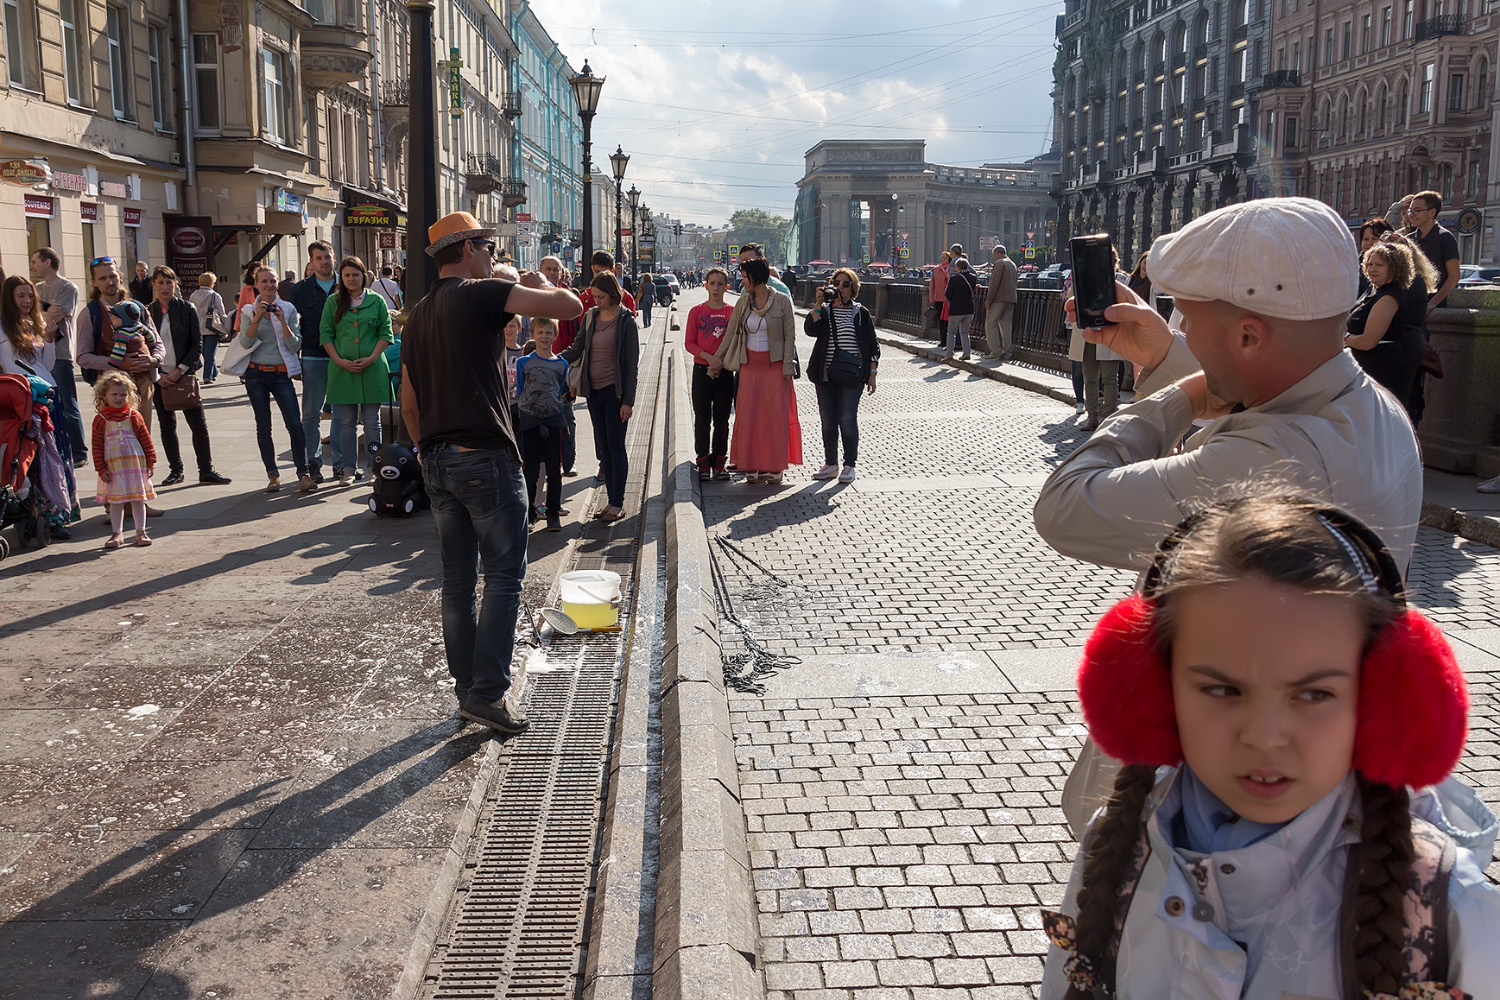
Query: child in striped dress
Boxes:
[{"xmin": 91, "ymin": 370, "xmax": 156, "ymax": 549}]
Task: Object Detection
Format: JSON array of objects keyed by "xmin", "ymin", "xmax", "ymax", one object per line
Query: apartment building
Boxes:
[
  {"xmin": 509, "ymin": 3, "xmax": 580, "ymax": 270},
  {"xmin": 1257, "ymin": 0, "xmax": 1496, "ymax": 262},
  {"xmin": 0, "ymin": 0, "xmax": 575, "ymax": 286}
]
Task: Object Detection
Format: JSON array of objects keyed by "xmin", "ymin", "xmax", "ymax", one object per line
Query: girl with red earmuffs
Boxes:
[{"xmin": 1041, "ymin": 494, "xmax": 1499, "ymax": 1000}]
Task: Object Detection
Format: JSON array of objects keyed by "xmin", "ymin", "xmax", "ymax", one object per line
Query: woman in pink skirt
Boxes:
[{"xmin": 714, "ymin": 259, "xmax": 800, "ymax": 484}]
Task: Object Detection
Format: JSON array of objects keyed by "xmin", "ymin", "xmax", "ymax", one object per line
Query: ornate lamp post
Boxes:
[
  {"xmin": 569, "ymin": 61, "xmax": 604, "ymax": 278},
  {"xmin": 627, "ymin": 183, "xmax": 640, "ymax": 285},
  {"xmin": 639, "ymin": 202, "xmax": 650, "ymax": 275},
  {"xmin": 888, "ymin": 193, "xmax": 898, "ymax": 270},
  {"xmin": 405, "ymin": 0, "xmax": 440, "ymax": 303},
  {"xmin": 609, "ymin": 145, "xmax": 629, "ymax": 272}
]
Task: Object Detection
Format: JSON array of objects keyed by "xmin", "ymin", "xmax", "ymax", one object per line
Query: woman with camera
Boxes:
[
  {"xmin": 237, "ymin": 265, "xmax": 314, "ymax": 493},
  {"xmin": 804, "ymin": 267, "xmax": 878, "ymax": 484},
  {"xmin": 714, "ymin": 258, "xmax": 800, "ymax": 485}
]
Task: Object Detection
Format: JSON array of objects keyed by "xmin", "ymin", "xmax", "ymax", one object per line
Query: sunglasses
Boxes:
[
  {"xmin": 90, "ymin": 256, "xmax": 115, "ymax": 267},
  {"xmin": 471, "ymin": 239, "xmax": 496, "ymax": 255},
  {"xmin": 836, "ymin": 280, "xmax": 853, "ymax": 287}
]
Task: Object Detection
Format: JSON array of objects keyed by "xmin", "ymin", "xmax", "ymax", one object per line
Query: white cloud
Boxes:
[{"xmin": 538, "ymin": 0, "xmax": 1059, "ymax": 225}]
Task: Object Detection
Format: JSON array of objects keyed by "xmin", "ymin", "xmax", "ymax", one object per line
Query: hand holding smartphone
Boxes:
[{"xmin": 1070, "ymin": 234, "xmax": 1117, "ymax": 328}]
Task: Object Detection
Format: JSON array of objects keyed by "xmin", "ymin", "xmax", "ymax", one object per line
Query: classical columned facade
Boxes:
[{"xmin": 794, "ymin": 140, "xmax": 1055, "ymax": 268}]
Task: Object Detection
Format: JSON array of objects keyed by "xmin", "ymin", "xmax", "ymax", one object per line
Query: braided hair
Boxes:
[
  {"xmin": 1351, "ymin": 775, "xmax": 1415, "ymax": 995},
  {"xmin": 1064, "ymin": 762, "xmax": 1158, "ymax": 1000}
]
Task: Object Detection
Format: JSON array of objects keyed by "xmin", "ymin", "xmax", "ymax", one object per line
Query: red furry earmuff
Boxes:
[{"xmin": 1076, "ymin": 592, "xmax": 1470, "ymax": 788}]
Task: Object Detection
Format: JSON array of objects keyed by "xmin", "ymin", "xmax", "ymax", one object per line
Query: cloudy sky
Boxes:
[{"xmin": 540, "ymin": 0, "xmax": 1061, "ymax": 226}]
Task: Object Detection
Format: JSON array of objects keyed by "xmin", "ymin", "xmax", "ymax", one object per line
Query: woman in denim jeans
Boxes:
[
  {"xmin": 237, "ymin": 266, "xmax": 313, "ymax": 493},
  {"xmin": 561, "ymin": 272, "xmax": 639, "ymax": 522},
  {"xmin": 320, "ymin": 256, "xmax": 392, "ymax": 486},
  {"xmin": 803, "ymin": 267, "xmax": 878, "ymax": 484}
]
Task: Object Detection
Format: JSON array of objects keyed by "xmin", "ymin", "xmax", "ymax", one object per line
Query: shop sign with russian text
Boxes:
[
  {"xmin": 346, "ymin": 202, "xmax": 392, "ymax": 227},
  {"xmin": 3, "ymin": 160, "xmax": 51, "ymax": 187}
]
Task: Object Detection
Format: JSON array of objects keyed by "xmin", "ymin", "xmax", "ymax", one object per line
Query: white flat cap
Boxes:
[{"xmin": 1148, "ymin": 197, "xmax": 1360, "ymax": 321}]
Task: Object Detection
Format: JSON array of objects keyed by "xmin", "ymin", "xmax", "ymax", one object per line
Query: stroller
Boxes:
[{"xmin": 0, "ymin": 372, "xmax": 52, "ymax": 559}]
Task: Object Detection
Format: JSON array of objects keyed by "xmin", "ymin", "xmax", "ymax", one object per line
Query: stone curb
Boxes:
[
  {"xmin": 1421, "ymin": 500, "xmax": 1500, "ymax": 549},
  {"xmin": 654, "ymin": 345, "xmax": 764, "ymax": 1000}
]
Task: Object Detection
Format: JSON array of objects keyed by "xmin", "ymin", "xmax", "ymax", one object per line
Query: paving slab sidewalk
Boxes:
[{"xmin": 0, "ymin": 359, "xmax": 608, "ymax": 999}]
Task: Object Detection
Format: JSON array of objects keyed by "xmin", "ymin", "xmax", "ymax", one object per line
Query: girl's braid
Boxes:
[
  {"xmin": 1065, "ymin": 763, "xmax": 1158, "ymax": 1000},
  {"xmin": 1351, "ymin": 774, "xmax": 1415, "ymax": 996}
]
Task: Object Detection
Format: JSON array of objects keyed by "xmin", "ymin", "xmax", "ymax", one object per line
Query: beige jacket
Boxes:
[
  {"xmin": 1034, "ymin": 336, "xmax": 1422, "ymax": 574},
  {"xmin": 714, "ymin": 289, "xmax": 798, "ymax": 376}
]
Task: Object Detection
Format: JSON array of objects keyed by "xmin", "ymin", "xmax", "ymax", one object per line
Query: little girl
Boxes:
[
  {"xmin": 1043, "ymin": 494, "xmax": 1500, "ymax": 1000},
  {"xmin": 91, "ymin": 370, "xmax": 156, "ymax": 548}
]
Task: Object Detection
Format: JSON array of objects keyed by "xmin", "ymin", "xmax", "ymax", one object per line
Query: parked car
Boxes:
[
  {"xmin": 1458, "ymin": 264, "xmax": 1500, "ymax": 286},
  {"xmin": 653, "ymin": 275, "xmax": 674, "ymax": 305}
]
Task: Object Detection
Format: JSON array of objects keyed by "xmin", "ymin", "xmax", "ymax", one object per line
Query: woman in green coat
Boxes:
[{"xmin": 319, "ymin": 256, "xmax": 392, "ymax": 485}]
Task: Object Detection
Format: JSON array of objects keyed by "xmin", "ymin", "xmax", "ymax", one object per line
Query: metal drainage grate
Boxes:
[{"xmin": 424, "ymin": 631, "xmax": 624, "ymax": 1000}]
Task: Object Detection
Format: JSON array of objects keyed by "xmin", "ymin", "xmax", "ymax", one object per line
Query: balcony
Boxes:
[
  {"xmin": 1414, "ymin": 14, "xmax": 1463, "ymax": 39},
  {"xmin": 301, "ymin": 24, "xmax": 373, "ymax": 89},
  {"xmin": 1262, "ymin": 69, "xmax": 1302, "ymax": 90},
  {"xmin": 502, "ymin": 89, "xmax": 521, "ymax": 119},
  {"xmin": 501, "ymin": 177, "xmax": 527, "ymax": 208},
  {"xmin": 1132, "ymin": 115, "xmax": 1145, "ymax": 131},
  {"xmin": 380, "ymin": 83, "xmax": 408, "ymax": 107},
  {"xmin": 466, "ymin": 154, "xmax": 504, "ymax": 195}
]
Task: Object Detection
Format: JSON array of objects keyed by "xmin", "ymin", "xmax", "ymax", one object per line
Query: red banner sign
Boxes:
[
  {"xmin": 23, "ymin": 194, "xmax": 55, "ymax": 218},
  {"xmin": 378, "ymin": 231, "xmax": 396, "ymax": 250},
  {"xmin": 80, "ymin": 202, "xmax": 99, "ymax": 222},
  {"xmin": 122, "ymin": 207, "xmax": 142, "ymax": 227}
]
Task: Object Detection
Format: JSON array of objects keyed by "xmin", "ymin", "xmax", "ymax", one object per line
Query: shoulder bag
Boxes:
[
  {"xmin": 159, "ymin": 374, "xmax": 202, "ymax": 410},
  {"xmin": 566, "ymin": 312, "xmax": 593, "ymax": 395}
]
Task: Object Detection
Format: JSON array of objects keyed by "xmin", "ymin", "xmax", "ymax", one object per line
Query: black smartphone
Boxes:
[
  {"xmin": 40, "ymin": 301, "xmax": 51, "ymax": 311},
  {"xmin": 1070, "ymin": 234, "xmax": 1117, "ymax": 328}
]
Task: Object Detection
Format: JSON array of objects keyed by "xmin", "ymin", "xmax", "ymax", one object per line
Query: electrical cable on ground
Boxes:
[{"xmin": 710, "ymin": 535, "xmax": 801, "ymax": 695}]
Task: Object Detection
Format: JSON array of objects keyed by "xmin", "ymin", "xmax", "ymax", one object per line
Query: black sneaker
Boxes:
[
  {"xmin": 310, "ymin": 470, "xmax": 325, "ymax": 485},
  {"xmin": 460, "ymin": 696, "xmax": 530, "ymax": 734},
  {"xmin": 160, "ymin": 470, "xmax": 186, "ymax": 486},
  {"xmin": 198, "ymin": 470, "xmax": 232, "ymax": 485},
  {"xmin": 547, "ymin": 514, "xmax": 562, "ymax": 532}
]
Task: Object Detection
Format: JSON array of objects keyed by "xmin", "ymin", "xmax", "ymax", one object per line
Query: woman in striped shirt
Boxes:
[{"xmin": 803, "ymin": 267, "xmax": 879, "ymax": 484}]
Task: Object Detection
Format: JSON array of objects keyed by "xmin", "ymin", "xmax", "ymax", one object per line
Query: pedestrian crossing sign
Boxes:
[
  {"xmin": 1024, "ymin": 248, "xmax": 1035, "ymax": 259},
  {"xmin": 899, "ymin": 248, "xmax": 910, "ymax": 259}
]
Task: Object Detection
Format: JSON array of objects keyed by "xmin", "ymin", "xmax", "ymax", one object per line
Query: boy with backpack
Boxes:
[{"xmin": 515, "ymin": 317, "xmax": 569, "ymax": 532}]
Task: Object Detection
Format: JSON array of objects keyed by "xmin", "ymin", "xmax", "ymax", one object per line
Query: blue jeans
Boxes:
[
  {"xmin": 202, "ymin": 334, "xmax": 219, "ymax": 381},
  {"xmin": 299, "ymin": 359, "xmax": 343, "ymax": 474},
  {"xmin": 640, "ymin": 299, "xmax": 652, "ymax": 326},
  {"xmin": 333, "ymin": 402, "xmax": 381, "ymax": 474},
  {"xmin": 244, "ymin": 369, "xmax": 308, "ymax": 478},
  {"xmin": 813, "ymin": 378, "xmax": 863, "ymax": 467},
  {"xmin": 420, "ymin": 444, "xmax": 529, "ymax": 703},
  {"xmin": 586, "ymin": 384, "xmax": 629, "ymax": 508},
  {"xmin": 50, "ymin": 357, "xmax": 87, "ymax": 460}
]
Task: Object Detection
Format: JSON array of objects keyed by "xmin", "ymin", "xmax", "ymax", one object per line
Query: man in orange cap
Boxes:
[{"xmin": 401, "ymin": 211, "xmax": 583, "ymax": 735}]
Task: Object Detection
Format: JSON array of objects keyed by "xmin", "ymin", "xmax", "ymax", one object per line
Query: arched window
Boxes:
[
  {"xmin": 1174, "ymin": 23, "xmax": 1189, "ymax": 66},
  {"xmin": 1320, "ymin": 97, "xmax": 1332, "ymax": 134},
  {"xmin": 1397, "ymin": 79, "xmax": 1408, "ymax": 126},
  {"xmin": 1479, "ymin": 59, "xmax": 1489, "ymax": 110},
  {"xmin": 1357, "ymin": 88, "xmax": 1368, "ymax": 133},
  {"xmin": 1339, "ymin": 94, "xmax": 1350, "ymax": 138},
  {"xmin": 1377, "ymin": 84, "xmax": 1388, "ymax": 129}
]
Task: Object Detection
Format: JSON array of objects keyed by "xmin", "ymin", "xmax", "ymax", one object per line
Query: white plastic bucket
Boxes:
[{"xmin": 559, "ymin": 570, "xmax": 622, "ymax": 629}]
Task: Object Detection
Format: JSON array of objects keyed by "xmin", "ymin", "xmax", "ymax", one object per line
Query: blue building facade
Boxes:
[{"xmin": 510, "ymin": 3, "xmax": 583, "ymax": 269}]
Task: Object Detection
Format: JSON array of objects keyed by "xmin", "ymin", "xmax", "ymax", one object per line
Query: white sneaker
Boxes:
[
  {"xmin": 811, "ymin": 464, "xmax": 838, "ymax": 480},
  {"xmin": 837, "ymin": 466, "xmax": 857, "ymax": 484},
  {"xmin": 1477, "ymin": 475, "xmax": 1500, "ymax": 494},
  {"xmin": 1075, "ymin": 402, "xmax": 1087, "ymax": 414}
]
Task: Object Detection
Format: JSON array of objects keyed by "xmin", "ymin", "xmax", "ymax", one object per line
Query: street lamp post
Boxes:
[
  {"xmin": 627, "ymin": 184, "xmax": 640, "ymax": 286},
  {"xmin": 888, "ymin": 193, "xmax": 898, "ymax": 270},
  {"xmin": 609, "ymin": 144, "xmax": 628, "ymax": 273},
  {"xmin": 405, "ymin": 0, "xmax": 440, "ymax": 304},
  {"xmin": 639, "ymin": 203, "xmax": 650, "ymax": 275},
  {"xmin": 569, "ymin": 61, "xmax": 604, "ymax": 282}
]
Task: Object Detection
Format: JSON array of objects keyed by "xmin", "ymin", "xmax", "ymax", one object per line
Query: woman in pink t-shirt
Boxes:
[{"xmin": 684, "ymin": 266, "xmax": 736, "ymax": 480}]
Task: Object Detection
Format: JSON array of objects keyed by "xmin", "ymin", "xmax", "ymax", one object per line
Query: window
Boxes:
[
  {"xmin": 1442, "ymin": 164, "xmax": 1454, "ymax": 202},
  {"xmin": 304, "ymin": 96, "xmax": 319, "ymax": 171},
  {"xmin": 1342, "ymin": 21, "xmax": 1352, "ymax": 60},
  {"xmin": 304, "ymin": 0, "xmax": 335, "ymax": 23},
  {"xmin": 1359, "ymin": 92, "xmax": 1367, "ymax": 132},
  {"xmin": 1403, "ymin": 0, "xmax": 1414, "ymax": 39},
  {"xmin": 1468, "ymin": 159, "xmax": 1480, "ymax": 198},
  {"xmin": 1324, "ymin": 28, "xmax": 1335, "ymax": 64},
  {"xmin": 1378, "ymin": 86, "xmax": 1388, "ymax": 128},
  {"xmin": 1419, "ymin": 63, "xmax": 1433, "ymax": 114},
  {"xmin": 1361, "ymin": 14, "xmax": 1371, "ymax": 52},
  {"xmin": 1286, "ymin": 116, "xmax": 1298, "ymax": 148},
  {"xmin": 106, "ymin": 4, "xmax": 133, "ymax": 119},
  {"xmin": 1398, "ymin": 80, "xmax": 1408, "ymax": 125},
  {"xmin": 1292, "ymin": 40, "xmax": 1300, "ymax": 71},
  {"xmin": 59, "ymin": 0, "xmax": 84, "ymax": 103},
  {"xmin": 1381, "ymin": 7, "xmax": 1392, "ymax": 46},
  {"xmin": 148, "ymin": 24, "xmax": 171, "ymax": 129},
  {"xmin": 1479, "ymin": 61, "xmax": 1489, "ymax": 110},
  {"xmin": 263, "ymin": 47, "xmax": 289, "ymax": 143},
  {"xmin": 1449, "ymin": 73, "xmax": 1464, "ymax": 111},
  {"xmin": 192, "ymin": 34, "xmax": 220, "ymax": 130},
  {"xmin": 327, "ymin": 107, "xmax": 341, "ymax": 179},
  {"xmin": 4, "ymin": 0, "xmax": 38, "ymax": 89}
]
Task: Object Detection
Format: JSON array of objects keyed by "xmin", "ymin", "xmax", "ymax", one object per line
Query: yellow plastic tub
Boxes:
[{"xmin": 559, "ymin": 570, "xmax": 622, "ymax": 629}]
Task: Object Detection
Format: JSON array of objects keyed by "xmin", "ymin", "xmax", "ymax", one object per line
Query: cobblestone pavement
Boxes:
[{"xmin": 699, "ymin": 315, "xmax": 1500, "ymax": 999}]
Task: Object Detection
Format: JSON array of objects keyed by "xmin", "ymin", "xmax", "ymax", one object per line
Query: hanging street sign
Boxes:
[{"xmin": 448, "ymin": 48, "xmax": 463, "ymax": 118}]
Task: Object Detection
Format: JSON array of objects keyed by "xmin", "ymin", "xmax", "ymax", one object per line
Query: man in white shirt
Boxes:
[{"xmin": 372, "ymin": 265, "xmax": 403, "ymax": 312}]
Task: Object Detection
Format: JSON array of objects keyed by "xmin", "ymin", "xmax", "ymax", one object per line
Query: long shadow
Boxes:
[
  {"xmin": 1, "ymin": 721, "xmax": 490, "ymax": 999},
  {"xmin": 1039, "ymin": 415, "xmax": 1092, "ymax": 468},
  {"xmin": 703, "ymin": 481, "xmax": 842, "ymax": 541}
]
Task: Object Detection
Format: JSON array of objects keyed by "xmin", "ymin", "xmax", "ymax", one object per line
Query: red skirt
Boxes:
[{"xmin": 730, "ymin": 351, "xmax": 802, "ymax": 473}]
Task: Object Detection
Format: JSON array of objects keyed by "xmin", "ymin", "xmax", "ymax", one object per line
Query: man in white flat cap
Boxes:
[{"xmin": 1032, "ymin": 197, "xmax": 1423, "ymax": 833}]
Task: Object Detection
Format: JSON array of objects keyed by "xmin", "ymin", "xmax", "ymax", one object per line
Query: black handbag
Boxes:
[{"xmin": 828, "ymin": 347, "xmax": 864, "ymax": 385}]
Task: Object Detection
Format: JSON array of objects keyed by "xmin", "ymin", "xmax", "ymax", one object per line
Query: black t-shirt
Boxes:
[
  {"xmin": 403, "ymin": 277, "xmax": 519, "ymax": 457},
  {"xmin": 1348, "ymin": 283, "xmax": 1424, "ymax": 344},
  {"xmin": 1414, "ymin": 224, "xmax": 1460, "ymax": 303}
]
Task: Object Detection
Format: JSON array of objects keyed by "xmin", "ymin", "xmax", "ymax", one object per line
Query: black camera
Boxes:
[{"xmin": 823, "ymin": 286, "xmax": 839, "ymax": 302}]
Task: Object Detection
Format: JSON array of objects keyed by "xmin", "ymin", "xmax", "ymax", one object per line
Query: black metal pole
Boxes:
[
  {"xmin": 631, "ymin": 209, "xmax": 638, "ymax": 286},
  {"xmin": 580, "ymin": 118, "xmax": 594, "ymax": 281},
  {"xmin": 614, "ymin": 181, "xmax": 622, "ymax": 274},
  {"xmin": 405, "ymin": 0, "xmax": 439, "ymax": 303}
]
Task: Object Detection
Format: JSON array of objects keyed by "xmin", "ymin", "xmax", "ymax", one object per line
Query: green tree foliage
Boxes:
[{"xmin": 727, "ymin": 209, "xmax": 792, "ymax": 264}]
